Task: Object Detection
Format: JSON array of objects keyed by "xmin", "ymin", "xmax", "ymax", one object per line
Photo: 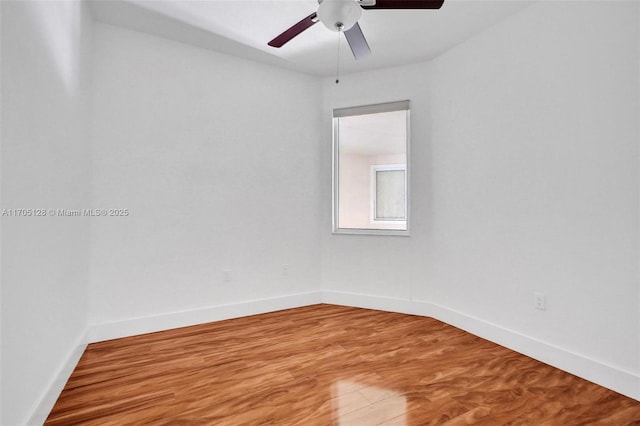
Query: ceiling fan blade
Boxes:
[
  {"xmin": 268, "ymin": 12, "xmax": 318, "ymax": 48},
  {"xmin": 361, "ymin": 0, "xmax": 444, "ymax": 10},
  {"xmin": 344, "ymin": 22, "xmax": 371, "ymax": 60}
]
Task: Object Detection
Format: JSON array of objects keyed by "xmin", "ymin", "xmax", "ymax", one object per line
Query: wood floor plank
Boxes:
[{"xmin": 46, "ymin": 304, "xmax": 640, "ymax": 425}]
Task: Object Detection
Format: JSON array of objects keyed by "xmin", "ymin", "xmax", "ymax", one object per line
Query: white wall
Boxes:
[
  {"xmin": 88, "ymin": 23, "xmax": 323, "ymax": 326},
  {"xmin": 2, "ymin": 1, "xmax": 639, "ymax": 423},
  {"xmin": 1, "ymin": 1, "xmax": 94, "ymax": 424},
  {"xmin": 322, "ymin": 0, "xmax": 639, "ymax": 393},
  {"xmin": 339, "ymin": 153, "xmax": 371, "ymax": 228}
]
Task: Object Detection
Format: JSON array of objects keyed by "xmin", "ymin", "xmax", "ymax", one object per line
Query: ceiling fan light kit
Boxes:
[
  {"xmin": 317, "ymin": 0, "xmax": 362, "ymax": 32},
  {"xmin": 268, "ymin": 0, "xmax": 445, "ymax": 61}
]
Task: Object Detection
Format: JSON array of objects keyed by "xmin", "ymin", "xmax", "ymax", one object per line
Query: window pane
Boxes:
[
  {"xmin": 333, "ymin": 102, "xmax": 409, "ymax": 234},
  {"xmin": 376, "ymin": 170, "xmax": 405, "ymax": 220}
]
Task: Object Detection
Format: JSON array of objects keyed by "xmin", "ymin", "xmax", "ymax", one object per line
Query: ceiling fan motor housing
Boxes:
[{"xmin": 317, "ymin": 0, "xmax": 362, "ymax": 32}]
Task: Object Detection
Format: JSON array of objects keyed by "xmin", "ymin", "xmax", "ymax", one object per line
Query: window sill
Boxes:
[{"xmin": 332, "ymin": 228, "xmax": 411, "ymax": 237}]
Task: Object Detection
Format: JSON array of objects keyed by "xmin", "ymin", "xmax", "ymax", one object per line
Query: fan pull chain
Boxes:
[{"xmin": 335, "ymin": 29, "xmax": 341, "ymax": 84}]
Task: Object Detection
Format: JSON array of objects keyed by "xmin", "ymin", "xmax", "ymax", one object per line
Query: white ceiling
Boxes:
[{"xmin": 89, "ymin": 0, "xmax": 534, "ymax": 77}]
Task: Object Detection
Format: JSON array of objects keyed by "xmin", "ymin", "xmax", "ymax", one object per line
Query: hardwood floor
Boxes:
[{"xmin": 46, "ymin": 304, "xmax": 640, "ymax": 425}]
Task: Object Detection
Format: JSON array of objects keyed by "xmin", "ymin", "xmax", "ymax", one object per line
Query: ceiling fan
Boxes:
[{"xmin": 268, "ymin": 0, "xmax": 445, "ymax": 60}]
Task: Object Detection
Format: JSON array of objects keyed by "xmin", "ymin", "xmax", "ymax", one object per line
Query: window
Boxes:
[
  {"xmin": 371, "ymin": 164, "xmax": 406, "ymax": 224},
  {"xmin": 332, "ymin": 101, "xmax": 410, "ymax": 235}
]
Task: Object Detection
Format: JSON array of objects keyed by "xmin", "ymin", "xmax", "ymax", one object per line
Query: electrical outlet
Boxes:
[
  {"xmin": 223, "ymin": 269, "xmax": 232, "ymax": 283},
  {"xmin": 534, "ymin": 292, "xmax": 546, "ymax": 310}
]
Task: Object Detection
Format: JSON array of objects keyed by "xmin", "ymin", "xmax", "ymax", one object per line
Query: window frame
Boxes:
[
  {"xmin": 332, "ymin": 100, "xmax": 411, "ymax": 236},
  {"xmin": 370, "ymin": 164, "xmax": 407, "ymax": 225}
]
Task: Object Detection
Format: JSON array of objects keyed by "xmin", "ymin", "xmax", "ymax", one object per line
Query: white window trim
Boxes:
[
  {"xmin": 332, "ymin": 101, "xmax": 411, "ymax": 237},
  {"xmin": 370, "ymin": 164, "xmax": 407, "ymax": 225}
]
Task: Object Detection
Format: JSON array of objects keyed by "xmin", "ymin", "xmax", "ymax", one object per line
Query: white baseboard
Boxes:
[
  {"xmin": 321, "ymin": 290, "xmax": 640, "ymax": 401},
  {"xmin": 27, "ymin": 328, "xmax": 89, "ymax": 426},
  {"xmin": 88, "ymin": 291, "xmax": 323, "ymax": 343},
  {"xmin": 29, "ymin": 292, "xmax": 323, "ymax": 425},
  {"xmin": 31, "ymin": 289, "xmax": 639, "ymax": 426}
]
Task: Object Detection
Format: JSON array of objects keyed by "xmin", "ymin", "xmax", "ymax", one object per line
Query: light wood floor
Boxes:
[{"xmin": 46, "ymin": 304, "xmax": 640, "ymax": 425}]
